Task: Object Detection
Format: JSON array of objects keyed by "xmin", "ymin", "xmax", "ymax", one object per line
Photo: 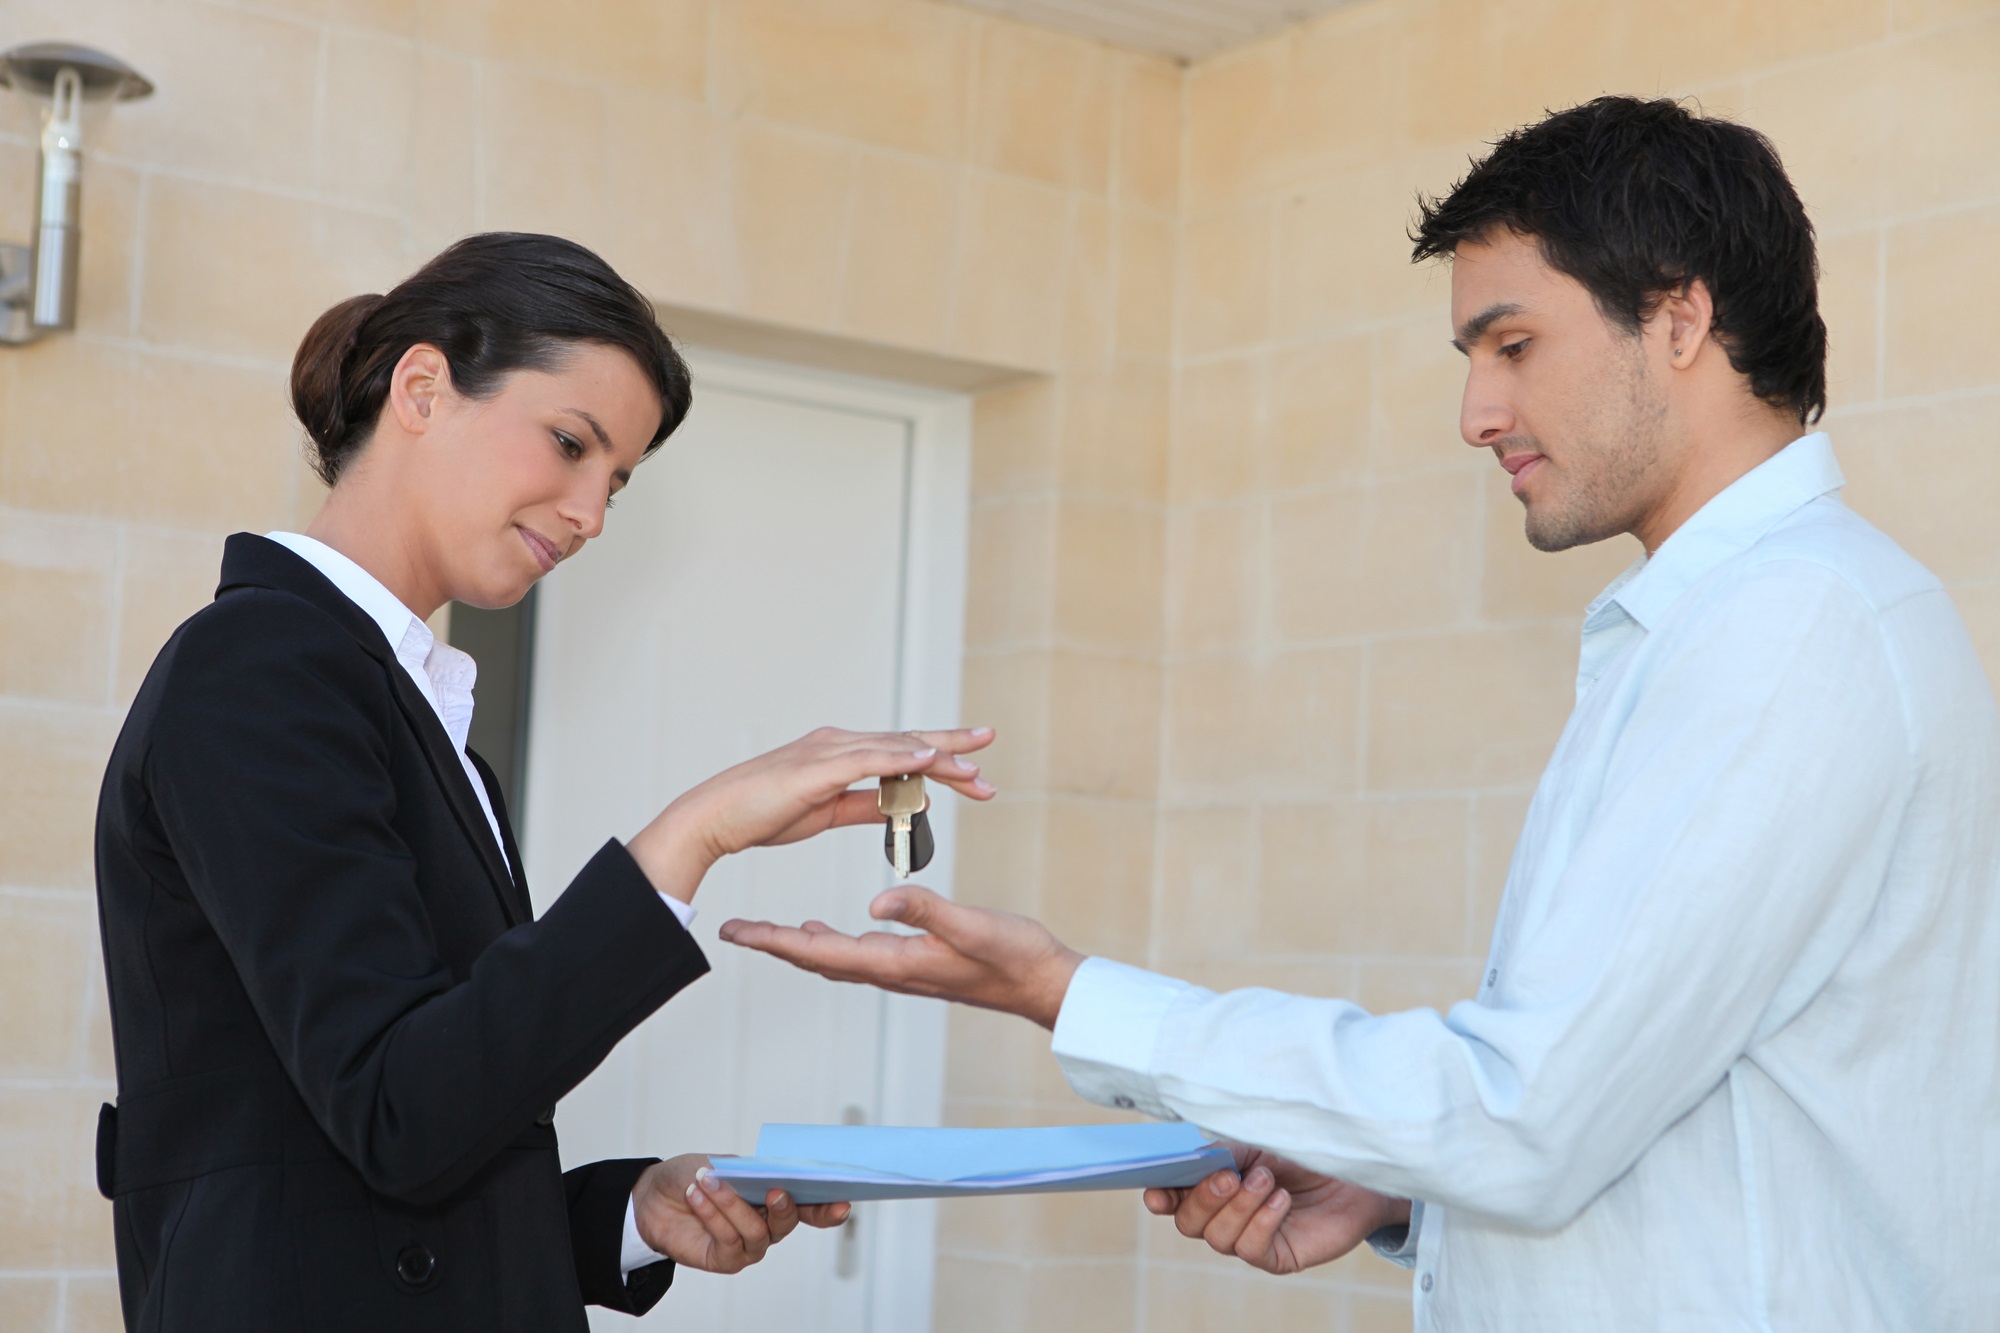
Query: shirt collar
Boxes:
[
  {"xmin": 261, "ymin": 533, "xmax": 482, "ymax": 744},
  {"xmin": 1600, "ymin": 431, "xmax": 1843, "ymax": 632},
  {"xmin": 264, "ymin": 532, "xmax": 427, "ymax": 658}
]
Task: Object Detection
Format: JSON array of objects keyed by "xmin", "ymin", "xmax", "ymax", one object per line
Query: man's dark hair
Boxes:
[
  {"xmin": 291, "ymin": 232, "xmax": 692, "ymax": 485},
  {"xmin": 1412, "ymin": 96, "xmax": 1826, "ymax": 425}
]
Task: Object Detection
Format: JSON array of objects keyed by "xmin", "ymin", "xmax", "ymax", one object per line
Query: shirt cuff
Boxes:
[
  {"xmin": 657, "ymin": 893, "xmax": 697, "ymax": 930},
  {"xmin": 1049, "ymin": 957, "xmax": 1203, "ymax": 1121},
  {"xmin": 621, "ymin": 1195, "xmax": 670, "ymax": 1278},
  {"xmin": 1366, "ymin": 1199, "xmax": 1424, "ymax": 1269}
]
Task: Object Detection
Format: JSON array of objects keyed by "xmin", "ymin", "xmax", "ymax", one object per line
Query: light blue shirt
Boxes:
[{"xmin": 1051, "ymin": 435, "xmax": 2000, "ymax": 1329}]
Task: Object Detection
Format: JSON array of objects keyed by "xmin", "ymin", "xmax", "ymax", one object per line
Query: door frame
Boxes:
[{"xmin": 680, "ymin": 346, "xmax": 972, "ymax": 1333}]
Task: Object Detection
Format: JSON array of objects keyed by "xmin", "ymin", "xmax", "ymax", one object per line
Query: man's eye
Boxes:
[
  {"xmin": 554, "ymin": 431, "xmax": 584, "ymax": 459},
  {"xmin": 1499, "ymin": 339, "xmax": 1530, "ymax": 360}
]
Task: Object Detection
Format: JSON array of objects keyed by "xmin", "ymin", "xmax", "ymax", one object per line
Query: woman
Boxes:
[{"xmin": 92, "ymin": 232, "xmax": 994, "ymax": 1332}]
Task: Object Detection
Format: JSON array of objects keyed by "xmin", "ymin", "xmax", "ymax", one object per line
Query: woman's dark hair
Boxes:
[
  {"xmin": 291, "ymin": 232, "xmax": 692, "ymax": 484},
  {"xmin": 1411, "ymin": 96, "xmax": 1826, "ymax": 425}
]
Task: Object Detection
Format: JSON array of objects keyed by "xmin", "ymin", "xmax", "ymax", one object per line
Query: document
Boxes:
[{"xmin": 709, "ymin": 1122, "xmax": 1235, "ymax": 1204}]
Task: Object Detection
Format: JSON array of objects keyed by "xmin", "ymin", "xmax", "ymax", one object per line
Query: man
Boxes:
[{"xmin": 722, "ymin": 98, "xmax": 2000, "ymax": 1329}]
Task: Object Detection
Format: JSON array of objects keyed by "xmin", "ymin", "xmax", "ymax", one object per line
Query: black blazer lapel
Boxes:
[
  {"xmin": 217, "ymin": 533, "xmax": 527, "ymax": 929},
  {"xmin": 384, "ymin": 674, "xmax": 527, "ymax": 928},
  {"xmin": 467, "ymin": 750, "xmax": 535, "ymax": 923}
]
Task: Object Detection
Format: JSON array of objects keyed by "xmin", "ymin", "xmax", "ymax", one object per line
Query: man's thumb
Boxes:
[{"xmin": 873, "ymin": 884, "xmax": 944, "ymax": 930}]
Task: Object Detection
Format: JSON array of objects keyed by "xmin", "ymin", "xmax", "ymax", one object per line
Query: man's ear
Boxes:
[
  {"xmin": 387, "ymin": 344, "xmax": 453, "ymax": 435},
  {"xmin": 1661, "ymin": 279, "xmax": 1716, "ymax": 371}
]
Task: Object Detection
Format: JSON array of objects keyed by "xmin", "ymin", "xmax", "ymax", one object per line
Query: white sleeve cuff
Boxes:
[
  {"xmin": 657, "ymin": 893, "xmax": 698, "ymax": 929},
  {"xmin": 1049, "ymin": 957, "xmax": 1205, "ymax": 1121},
  {"xmin": 621, "ymin": 1194, "xmax": 670, "ymax": 1277}
]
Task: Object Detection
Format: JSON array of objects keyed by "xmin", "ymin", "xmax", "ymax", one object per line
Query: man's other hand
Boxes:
[
  {"xmin": 1143, "ymin": 1145, "xmax": 1410, "ymax": 1276},
  {"xmin": 719, "ymin": 885, "xmax": 1084, "ymax": 1029}
]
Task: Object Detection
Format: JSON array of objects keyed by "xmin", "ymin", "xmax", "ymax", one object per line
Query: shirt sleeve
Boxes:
[
  {"xmin": 622, "ymin": 1195, "xmax": 670, "ymax": 1276},
  {"xmin": 657, "ymin": 895, "xmax": 698, "ymax": 929},
  {"xmin": 1054, "ymin": 560, "xmax": 1912, "ymax": 1230}
]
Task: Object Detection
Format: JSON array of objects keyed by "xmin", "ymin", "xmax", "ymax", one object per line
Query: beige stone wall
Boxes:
[{"xmin": 1, "ymin": 0, "xmax": 1995, "ymax": 1328}]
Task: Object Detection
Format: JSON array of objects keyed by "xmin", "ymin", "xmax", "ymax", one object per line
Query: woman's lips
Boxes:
[{"xmin": 517, "ymin": 526, "xmax": 560, "ymax": 573}]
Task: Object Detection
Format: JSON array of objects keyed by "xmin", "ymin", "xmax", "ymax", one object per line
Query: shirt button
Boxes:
[
  {"xmin": 1420, "ymin": 1272, "xmax": 1434, "ymax": 1293},
  {"xmin": 396, "ymin": 1244, "xmax": 437, "ymax": 1287},
  {"xmin": 1112, "ymin": 1095, "xmax": 1136, "ymax": 1110},
  {"xmin": 1486, "ymin": 969, "xmax": 1498, "ymax": 988}
]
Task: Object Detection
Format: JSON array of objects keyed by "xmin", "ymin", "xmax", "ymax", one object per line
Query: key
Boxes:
[{"xmin": 878, "ymin": 774, "xmax": 933, "ymax": 878}]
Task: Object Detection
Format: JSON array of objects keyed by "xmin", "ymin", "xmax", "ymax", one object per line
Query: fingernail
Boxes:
[
  {"xmin": 697, "ymin": 1167, "xmax": 721, "ymax": 1193},
  {"xmin": 971, "ymin": 726, "xmax": 994, "ymax": 738},
  {"xmin": 1211, "ymin": 1174, "xmax": 1235, "ymax": 1197},
  {"xmin": 911, "ymin": 747, "xmax": 936, "ymax": 760},
  {"xmin": 1247, "ymin": 1167, "xmax": 1272, "ymax": 1191},
  {"xmin": 954, "ymin": 755, "xmax": 977, "ymax": 772},
  {"xmin": 877, "ymin": 897, "xmax": 905, "ymax": 921},
  {"xmin": 685, "ymin": 1182, "xmax": 701, "ymax": 1203},
  {"xmin": 972, "ymin": 779, "xmax": 995, "ymax": 795},
  {"xmin": 1266, "ymin": 1190, "xmax": 1288, "ymax": 1210}
]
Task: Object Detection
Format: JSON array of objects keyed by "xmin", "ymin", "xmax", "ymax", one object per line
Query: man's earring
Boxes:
[{"xmin": 1672, "ymin": 349, "xmax": 1682, "ymax": 356}]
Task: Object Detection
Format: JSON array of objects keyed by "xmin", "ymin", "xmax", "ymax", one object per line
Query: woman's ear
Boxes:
[{"xmin": 387, "ymin": 344, "xmax": 453, "ymax": 435}]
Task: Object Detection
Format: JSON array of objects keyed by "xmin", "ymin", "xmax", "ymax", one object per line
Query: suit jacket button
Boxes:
[
  {"xmin": 535, "ymin": 1106, "xmax": 556, "ymax": 1126},
  {"xmin": 396, "ymin": 1244, "xmax": 437, "ymax": 1287}
]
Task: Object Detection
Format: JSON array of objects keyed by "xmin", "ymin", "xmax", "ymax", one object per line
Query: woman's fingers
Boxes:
[
  {"xmin": 686, "ymin": 1167, "xmax": 772, "ymax": 1269},
  {"xmin": 799, "ymin": 1201, "xmax": 853, "ymax": 1229},
  {"xmin": 763, "ymin": 1189, "xmax": 800, "ymax": 1243}
]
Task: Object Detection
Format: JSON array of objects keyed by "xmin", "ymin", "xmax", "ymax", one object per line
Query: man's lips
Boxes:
[
  {"xmin": 1500, "ymin": 453, "xmax": 1545, "ymax": 494},
  {"xmin": 517, "ymin": 526, "xmax": 562, "ymax": 573}
]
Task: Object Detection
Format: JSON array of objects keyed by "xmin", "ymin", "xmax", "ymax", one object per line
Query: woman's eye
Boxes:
[
  {"xmin": 554, "ymin": 431, "xmax": 584, "ymax": 459},
  {"xmin": 1499, "ymin": 339, "xmax": 1530, "ymax": 360},
  {"xmin": 604, "ymin": 494, "xmax": 618, "ymax": 511}
]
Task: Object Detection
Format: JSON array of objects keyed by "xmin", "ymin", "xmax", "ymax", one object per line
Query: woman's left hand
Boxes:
[{"xmin": 631, "ymin": 1155, "xmax": 852, "ymax": 1274}]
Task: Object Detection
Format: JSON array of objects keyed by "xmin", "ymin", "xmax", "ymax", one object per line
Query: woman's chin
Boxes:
[{"xmin": 454, "ymin": 573, "xmax": 538, "ymax": 612}]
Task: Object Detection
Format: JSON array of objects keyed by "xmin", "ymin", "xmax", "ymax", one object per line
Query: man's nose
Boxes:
[{"xmin": 1460, "ymin": 366, "xmax": 1513, "ymax": 448}]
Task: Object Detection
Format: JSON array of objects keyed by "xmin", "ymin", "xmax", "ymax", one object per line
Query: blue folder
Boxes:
[{"xmin": 709, "ymin": 1122, "xmax": 1235, "ymax": 1204}]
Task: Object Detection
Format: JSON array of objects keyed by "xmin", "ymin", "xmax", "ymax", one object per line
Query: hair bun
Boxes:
[{"xmin": 291, "ymin": 292, "xmax": 385, "ymax": 485}]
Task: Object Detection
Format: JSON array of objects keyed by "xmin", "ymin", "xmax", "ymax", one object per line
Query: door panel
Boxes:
[{"xmin": 523, "ymin": 381, "xmax": 914, "ymax": 1331}]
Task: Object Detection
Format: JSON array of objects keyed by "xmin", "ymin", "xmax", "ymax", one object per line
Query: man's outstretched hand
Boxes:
[
  {"xmin": 719, "ymin": 886, "xmax": 1085, "ymax": 1029},
  {"xmin": 1144, "ymin": 1145, "xmax": 1409, "ymax": 1276}
]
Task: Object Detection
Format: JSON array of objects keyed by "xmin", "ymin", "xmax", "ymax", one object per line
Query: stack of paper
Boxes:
[{"xmin": 710, "ymin": 1122, "xmax": 1235, "ymax": 1204}]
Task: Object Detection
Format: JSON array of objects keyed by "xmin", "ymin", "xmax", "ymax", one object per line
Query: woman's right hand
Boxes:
[{"xmin": 625, "ymin": 726, "xmax": 996, "ymax": 903}]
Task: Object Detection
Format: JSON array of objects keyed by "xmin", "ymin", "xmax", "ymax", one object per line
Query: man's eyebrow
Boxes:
[
  {"xmin": 1450, "ymin": 302, "xmax": 1528, "ymax": 354},
  {"xmin": 562, "ymin": 408, "xmax": 611, "ymax": 449}
]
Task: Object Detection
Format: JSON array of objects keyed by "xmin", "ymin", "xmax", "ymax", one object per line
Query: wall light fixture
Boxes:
[{"xmin": 0, "ymin": 42, "xmax": 153, "ymax": 345}]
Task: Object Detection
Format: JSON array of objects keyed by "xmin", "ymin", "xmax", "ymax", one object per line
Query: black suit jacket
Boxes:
[{"xmin": 94, "ymin": 534, "xmax": 710, "ymax": 1332}]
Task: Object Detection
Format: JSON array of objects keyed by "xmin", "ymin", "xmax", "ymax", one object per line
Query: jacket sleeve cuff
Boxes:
[
  {"xmin": 564, "ymin": 1157, "xmax": 675, "ymax": 1314},
  {"xmin": 1049, "ymin": 957, "xmax": 1202, "ymax": 1120}
]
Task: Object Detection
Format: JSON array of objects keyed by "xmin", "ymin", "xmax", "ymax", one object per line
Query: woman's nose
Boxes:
[{"xmin": 558, "ymin": 490, "xmax": 607, "ymax": 543}]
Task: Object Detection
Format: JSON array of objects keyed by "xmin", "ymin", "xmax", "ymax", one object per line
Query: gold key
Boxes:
[{"xmin": 878, "ymin": 774, "xmax": 927, "ymax": 878}]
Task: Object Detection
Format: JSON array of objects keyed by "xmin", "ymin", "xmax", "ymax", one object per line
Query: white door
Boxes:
[{"xmin": 521, "ymin": 353, "xmax": 969, "ymax": 1333}]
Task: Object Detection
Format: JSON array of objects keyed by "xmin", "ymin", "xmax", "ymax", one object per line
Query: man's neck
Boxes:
[{"xmin": 1631, "ymin": 408, "xmax": 1805, "ymax": 555}]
